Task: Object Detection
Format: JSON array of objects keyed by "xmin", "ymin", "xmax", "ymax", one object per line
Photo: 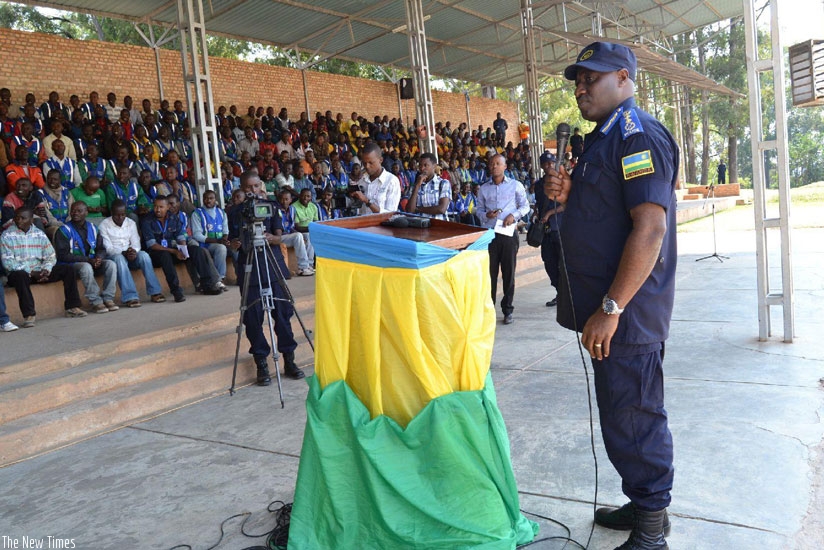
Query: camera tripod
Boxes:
[
  {"xmin": 696, "ymin": 183, "xmax": 729, "ymax": 263},
  {"xmin": 229, "ymin": 220, "xmax": 314, "ymax": 407}
]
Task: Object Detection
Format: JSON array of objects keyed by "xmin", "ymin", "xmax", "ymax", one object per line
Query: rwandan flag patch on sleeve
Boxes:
[{"xmin": 621, "ymin": 150, "xmax": 654, "ymax": 180}]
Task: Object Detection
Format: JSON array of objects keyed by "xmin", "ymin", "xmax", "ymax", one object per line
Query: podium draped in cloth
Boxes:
[{"xmin": 289, "ymin": 214, "xmax": 538, "ymax": 549}]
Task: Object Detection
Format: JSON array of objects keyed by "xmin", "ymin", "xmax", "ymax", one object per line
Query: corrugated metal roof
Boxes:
[{"xmin": 13, "ymin": 0, "xmax": 743, "ymax": 94}]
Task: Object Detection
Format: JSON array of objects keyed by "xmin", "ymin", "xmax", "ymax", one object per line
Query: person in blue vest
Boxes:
[
  {"xmin": 544, "ymin": 42, "xmax": 678, "ymax": 549},
  {"xmin": 12, "ymin": 122, "xmax": 43, "ymax": 167},
  {"xmin": 42, "ymin": 139, "xmax": 81, "ymax": 190},
  {"xmin": 38, "ymin": 169, "xmax": 69, "ymax": 238},
  {"xmin": 140, "ymin": 195, "xmax": 221, "ymax": 303},
  {"xmin": 228, "ymin": 170, "xmax": 305, "ymax": 384},
  {"xmin": 454, "ymin": 181, "xmax": 479, "ymax": 226},
  {"xmin": 105, "ymin": 165, "xmax": 151, "ymax": 223},
  {"xmin": 53, "ymin": 201, "xmax": 118, "ymax": 314},
  {"xmin": 315, "ymin": 186, "xmax": 342, "ymax": 221},
  {"xmin": 167, "ymin": 193, "xmax": 223, "ymax": 293},
  {"xmin": 78, "ymin": 143, "xmax": 115, "ymax": 187},
  {"xmin": 191, "ymin": 190, "xmax": 229, "ymax": 284}
]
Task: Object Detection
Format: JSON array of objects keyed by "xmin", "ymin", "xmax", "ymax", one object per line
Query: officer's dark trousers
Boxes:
[
  {"xmin": 592, "ymin": 343, "xmax": 674, "ymax": 511},
  {"xmin": 488, "ymin": 232, "xmax": 518, "ymax": 315},
  {"xmin": 239, "ymin": 263, "xmax": 297, "ymax": 358},
  {"xmin": 541, "ymin": 229, "xmax": 561, "ymax": 289}
]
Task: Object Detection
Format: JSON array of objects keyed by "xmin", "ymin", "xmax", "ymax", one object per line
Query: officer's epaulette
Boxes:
[{"xmin": 620, "ymin": 107, "xmax": 645, "ymax": 140}]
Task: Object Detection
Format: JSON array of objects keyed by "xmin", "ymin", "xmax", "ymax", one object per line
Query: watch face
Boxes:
[{"xmin": 603, "ymin": 296, "xmax": 620, "ymax": 314}]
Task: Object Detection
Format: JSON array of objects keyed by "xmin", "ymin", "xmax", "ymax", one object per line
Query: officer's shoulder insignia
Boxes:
[
  {"xmin": 622, "ymin": 150, "xmax": 654, "ymax": 180},
  {"xmin": 621, "ymin": 108, "xmax": 645, "ymax": 139},
  {"xmin": 600, "ymin": 107, "xmax": 623, "ymax": 136}
]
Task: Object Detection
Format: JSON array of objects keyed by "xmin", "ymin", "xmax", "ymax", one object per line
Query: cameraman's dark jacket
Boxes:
[{"xmin": 228, "ymin": 202, "xmax": 291, "ymax": 281}]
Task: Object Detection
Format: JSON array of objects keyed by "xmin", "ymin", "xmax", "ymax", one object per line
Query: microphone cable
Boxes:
[{"xmin": 517, "ymin": 130, "xmax": 599, "ymax": 549}]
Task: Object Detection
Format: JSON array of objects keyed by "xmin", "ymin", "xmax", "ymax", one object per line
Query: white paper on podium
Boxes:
[
  {"xmin": 177, "ymin": 244, "xmax": 190, "ymax": 259},
  {"xmin": 493, "ymin": 219, "xmax": 516, "ymax": 237}
]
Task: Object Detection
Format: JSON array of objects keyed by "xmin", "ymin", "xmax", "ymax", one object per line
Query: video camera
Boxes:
[
  {"xmin": 332, "ymin": 185, "xmax": 363, "ymax": 217},
  {"xmin": 240, "ymin": 193, "xmax": 276, "ymax": 224}
]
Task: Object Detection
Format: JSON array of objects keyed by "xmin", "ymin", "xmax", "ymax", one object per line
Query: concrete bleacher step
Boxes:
[
  {"xmin": 0, "ymin": 309, "xmax": 316, "ymax": 467},
  {"xmin": 0, "ymin": 361, "xmax": 305, "ymax": 467}
]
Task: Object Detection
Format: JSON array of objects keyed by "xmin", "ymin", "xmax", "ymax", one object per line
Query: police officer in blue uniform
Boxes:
[
  {"xmin": 229, "ymin": 170, "xmax": 305, "ymax": 384},
  {"xmin": 545, "ymin": 42, "xmax": 678, "ymax": 550}
]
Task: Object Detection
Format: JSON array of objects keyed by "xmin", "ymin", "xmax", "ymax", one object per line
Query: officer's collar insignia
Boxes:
[
  {"xmin": 621, "ymin": 108, "xmax": 645, "ymax": 139},
  {"xmin": 600, "ymin": 106, "xmax": 623, "ymax": 136},
  {"xmin": 580, "ymin": 49, "xmax": 594, "ymax": 61}
]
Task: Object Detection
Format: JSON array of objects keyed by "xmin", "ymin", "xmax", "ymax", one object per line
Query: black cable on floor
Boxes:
[
  {"xmin": 516, "ymin": 213, "xmax": 600, "ymax": 550},
  {"xmin": 168, "ymin": 500, "xmax": 292, "ymax": 550}
]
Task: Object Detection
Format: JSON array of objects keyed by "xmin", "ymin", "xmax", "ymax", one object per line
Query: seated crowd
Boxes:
[{"xmin": 0, "ymin": 87, "xmax": 534, "ymax": 331}]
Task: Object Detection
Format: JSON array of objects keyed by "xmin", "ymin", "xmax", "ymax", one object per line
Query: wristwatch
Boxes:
[{"xmin": 602, "ymin": 294, "xmax": 624, "ymax": 315}]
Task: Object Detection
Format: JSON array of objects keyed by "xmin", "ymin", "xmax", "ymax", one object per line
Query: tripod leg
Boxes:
[
  {"xmin": 230, "ymin": 248, "xmax": 255, "ymax": 395},
  {"xmin": 264, "ymin": 307, "xmax": 285, "ymax": 408},
  {"xmin": 257, "ymin": 247, "xmax": 285, "ymax": 407},
  {"xmin": 264, "ymin": 241, "xmax": 315, "ymax": 352}
]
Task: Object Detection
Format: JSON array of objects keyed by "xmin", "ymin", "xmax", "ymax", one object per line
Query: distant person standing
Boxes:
[
  {"xmin": 717, "ymin": 159, "xmax": 727, "ymax": 185},
  {"xmin": 570, "ymin": 127, "xmax": 584, "ymax": 162},
  {"xmin": 493, "ymin": 113, "xmax": 508, "ymax": 147}
]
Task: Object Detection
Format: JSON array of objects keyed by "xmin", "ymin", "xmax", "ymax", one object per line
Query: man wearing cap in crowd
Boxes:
[{"xmin": 544, "ymin": 42, "xmax": 679, "ymax": 550}]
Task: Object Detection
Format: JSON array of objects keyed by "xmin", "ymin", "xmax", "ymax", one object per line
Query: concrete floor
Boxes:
[{"xmin": 0, "ymin": 227, "xmax": 821, "ymax": 550}]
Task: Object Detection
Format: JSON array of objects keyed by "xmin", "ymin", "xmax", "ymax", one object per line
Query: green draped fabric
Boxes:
[{"xmin": 288, "ymin": 374, "xmax": 538, "ymax": 549}]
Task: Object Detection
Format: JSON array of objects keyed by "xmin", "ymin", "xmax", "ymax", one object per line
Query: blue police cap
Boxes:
[
  {"xmin": 539, "ymin": 151, "xmax": 555, "ymax": 165},
  {"xmin": 564, "ymin": 42, "xmax": 637, "ymax": 81}
]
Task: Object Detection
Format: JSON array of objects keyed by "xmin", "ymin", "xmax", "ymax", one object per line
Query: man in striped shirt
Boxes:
[{"xmin": 1, "ymin": 207, "xmax": 86, "ymax": 327}]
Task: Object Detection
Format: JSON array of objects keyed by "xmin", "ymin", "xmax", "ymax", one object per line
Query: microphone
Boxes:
[{"xmin": 555, "ymin": 123, "xmax": 570, "ymax": 172}]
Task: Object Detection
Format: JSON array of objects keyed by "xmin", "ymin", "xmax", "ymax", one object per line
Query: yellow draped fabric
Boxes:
[{"xmin": 314, "ymin": 249, "xmax": 495, "ymax": 427}]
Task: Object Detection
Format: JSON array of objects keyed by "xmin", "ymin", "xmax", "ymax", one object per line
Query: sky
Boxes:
[{"xmin": 775, "ymin": 0, "xmax": 824, "ymax": 44}]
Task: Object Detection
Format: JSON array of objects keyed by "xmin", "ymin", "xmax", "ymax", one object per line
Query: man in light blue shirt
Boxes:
[{"xmin": 476, "ymin": 154, "xmax": 530, "ymax": 325}]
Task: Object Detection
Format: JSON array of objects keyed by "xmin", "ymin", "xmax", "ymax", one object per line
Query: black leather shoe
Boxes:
[
  {"xmin": 614, "ymin": 508, "xmax": 668, "ymax": 550},
  {"xmin": 283, "ymin": 351, "xmax": 305, "ymax": 379},
  {"xmin": 173, "ymin": 292, "xmax": 186, "ymax": 303},
  {"xmin": 503, "ymin": 314, "xmax": 514, "ymax": 325},
  {"xmin": 546, "ymin": 297, "xmax": 558, "ymax": 307},
  {"xmin": 203, "ymin": 285, "xmax": 222, "ymax": 296},
  {"xmin": 596, "ymin": 502, "xmax": 670, "ymax": 536},
  {"xmin": 254, "ymin": 356, "xmax": 271, "ymax": 386}
]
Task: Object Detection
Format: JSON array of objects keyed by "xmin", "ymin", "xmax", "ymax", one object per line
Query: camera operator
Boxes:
[
  {"xmin": 228, "ymin": 170, "xmax": 305, "ymax": 385},
  {"xmin": 349, "ymin": 142, "xmax": 401, "ymax": 215}
]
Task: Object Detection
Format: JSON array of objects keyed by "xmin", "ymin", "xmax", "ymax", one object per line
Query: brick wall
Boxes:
[{"xmin": 0, "ymin": 27, "xmax": 518, "ymax": 133}]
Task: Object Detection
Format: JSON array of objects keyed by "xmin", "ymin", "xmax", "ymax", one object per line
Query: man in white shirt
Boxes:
[
  {"xmin": 42, "ymin": 120, "xmax": 77, "ymax": 160},
  {"xmin": 104, "ymin": 92, "xmax": 121, "ymax": 123},
  {"xmin": 99, "ymin": 199, "xmax": 165, "ymax": 306},
  {"xmin": 351, "ymin": 142, "xmax": 400, "ymax": 215}
]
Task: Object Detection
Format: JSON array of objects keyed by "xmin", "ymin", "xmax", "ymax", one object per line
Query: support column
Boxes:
[
  {"xmin": 134, "ymin": 23, "xmax": 176, "ymax": 102},
  {"xmin": 520, "ymin": 0, "xmax": 543, "ymax": 180},
  {"xmin": 742, "ymin": 0, "xmax": 794, "ymax": 342},
  {"xmin": 301, "ymin": 68, "xmax": 311, "ymax": 119},
  {"xmin": 464, "ymin": 91, "xmax": 471, "ymax": 130},
  {"xmin": 177, "ymin": 0, "xmax": 223, "ymax": 207},
  {"xmin": 404, "ymin": 0, "xmax": 437, "ymax": 157}
]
